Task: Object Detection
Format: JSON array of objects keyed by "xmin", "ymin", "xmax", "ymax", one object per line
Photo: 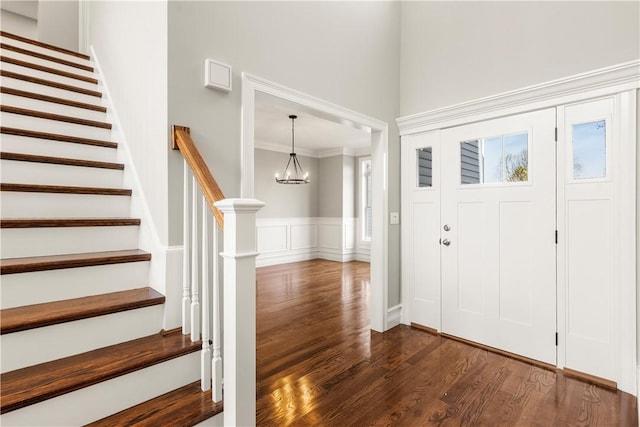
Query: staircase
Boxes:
[{"xmin": 0, "ymin": 31, "xmax": 222, "ymax": 426}]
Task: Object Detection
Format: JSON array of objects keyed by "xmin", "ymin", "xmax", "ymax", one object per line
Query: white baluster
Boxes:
[
  {"xmin": 190, "ymin": 176, "xmax": 200, "ymax": 341},
  {"xmin": 182, "ymin": 161, "xmax": 191, "ymax": 335},
  {"xmin": 201, "ymin": 195, "xmax": 212, "ymax": 391},
  {"xmin": 212, "ymin": 216, "xmax": 222, "ymax": 402}
]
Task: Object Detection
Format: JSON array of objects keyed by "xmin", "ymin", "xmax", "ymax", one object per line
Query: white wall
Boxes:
[
  {"xmin": 168, "ymin": 1, "xmax": 400, "ymax": 303},
  {"xmin": 37, "ymin": 0, "xmax": 78, "ymax": 51},
  {"xmin": 87, "ymin": 1, "xmax": 169, "ymax": 246},
  {"xmin": 0, "ymin": 9, "xmax": 37, "ymax": 39},
  {"xmin": 400, "ymin": 1, "xmax": 640, "ymax": 116}
]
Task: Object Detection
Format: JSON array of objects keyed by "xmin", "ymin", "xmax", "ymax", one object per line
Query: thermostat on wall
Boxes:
[{"xmin": 204, "ymin": 58, "xmax": 232, "ymax": 92}]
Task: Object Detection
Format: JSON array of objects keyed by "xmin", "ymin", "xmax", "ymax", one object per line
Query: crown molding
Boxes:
[
  {"xmin": 397, "ymin": 60, "xmax": 640, "ymax": 136},
  {"xmin": 254, "ymin": 139, "xmax": 317, "ymax": 158}
]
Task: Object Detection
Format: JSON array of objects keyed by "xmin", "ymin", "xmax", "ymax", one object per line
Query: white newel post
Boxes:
[{"xmin": 214, "ymin": 198, "xmax": 264, "ymax": 427}]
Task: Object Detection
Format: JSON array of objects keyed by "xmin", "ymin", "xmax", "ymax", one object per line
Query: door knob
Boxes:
[
  {"xmin": 442, "ymin": 238, "xmax": 451, "ymax": 246},
  {"xmin": 443, "ymin": 224, "xmax": 451, "ymax": 231}
]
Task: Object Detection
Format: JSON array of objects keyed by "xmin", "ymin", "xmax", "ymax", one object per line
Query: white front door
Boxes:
[{"xmin": 440, "ymin": 108, "xmax": 557, "ymax": 364}]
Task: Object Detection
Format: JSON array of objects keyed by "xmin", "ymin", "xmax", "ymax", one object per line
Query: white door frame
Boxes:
[
  {"xmin": 241, "ymin": 73, "xmax": 390, "ymax": 332},
  {"xmin": 398, "ymin": 60, "xmax": 639, "ymax": 394}
]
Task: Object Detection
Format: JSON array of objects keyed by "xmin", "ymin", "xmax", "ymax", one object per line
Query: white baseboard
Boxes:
[{"xmin": 387, "ymin": 304, "xmax": 402, "ymax": 329}]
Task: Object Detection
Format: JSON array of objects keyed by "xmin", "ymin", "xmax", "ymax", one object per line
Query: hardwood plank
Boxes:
[
  {"xmin": 85, "ymin": 381, "xmax": 223, "ymax": 427},
  {"xmin": 0, "ymin": 43, "xmax": 94, "ymax": 72},
  {"xmin": 255, "ymin": 259, "xmax": 638, "ymax": 427},
  {"xmin": 1, "ymin": 183, "xmax": 131, "ymax": 196},
  {"xmin": 1, "ymin": 31, "xmax": 91, "ymax": 60},
  {"xmin": 1, "ymin": 70, "xmax": 102, "ymax": 98},
  {"xmin": 0, "ymin": 152, "xmax": 123, "ymax": 170},
  {"xmin": 0, "ymin": 249, "xmax": 151, "ymax": 275},
  {"xmin": 0, "ymin": 127, "xmax": 117, "ymax": 148},
  {"xmin": 1, "ymin": 105, "xmax": 112, "ymax": 129},
  {"xmin": 0, "ymin": 287, "xmax": 164, "ymax": 335},
  {"xmin": 0, "ymin": 218, "xmax": 140, "ymax": 228},
  {"xmin": 0, "ymin": 330, "xmax": 199, "ymax": 414},
  {"xmin": 1, "ymin": 56, "xmax": 98, "ymax": 84},
  {"xmin": 1, "ymin": 87, "xmax": 106, "ymax": 112}
]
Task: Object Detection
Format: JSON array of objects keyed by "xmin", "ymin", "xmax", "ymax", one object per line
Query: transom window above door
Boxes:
[{"xmin": 460, "ymin": 131, "xmax": 529, "ymax": 185}]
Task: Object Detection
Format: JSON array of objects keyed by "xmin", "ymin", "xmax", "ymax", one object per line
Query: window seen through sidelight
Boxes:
[{"xmin": 460, "ymin": 132, "xmax": 528, "ymax": 185}]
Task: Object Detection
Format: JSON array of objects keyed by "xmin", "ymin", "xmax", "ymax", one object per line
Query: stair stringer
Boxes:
[{"xmin": 89, "ymin": 46, "xmax": 183, "ymax": 332}]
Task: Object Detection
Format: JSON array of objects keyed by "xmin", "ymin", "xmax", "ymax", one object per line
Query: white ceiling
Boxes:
[
  {"xmin": 1, "ymin": 1, "xmax": 38, "ymax": 20},
  {"xmin": 254, "ymin": 92, "xmax": 371, "ymax": 158}
]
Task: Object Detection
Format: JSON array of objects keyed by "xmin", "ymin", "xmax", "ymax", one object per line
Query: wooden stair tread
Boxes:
[
  {"xmin": 1, "ymin": 31, "xmax": 91, "ymax": 61},
  {"xmin": 1, "ymin": 70, "xmax": 102, "ymax": 98},
  {"xmin": 1, "ymin": 183, "xmax": 131, "ymax": 196},
  {"xmin": 1, "ymin": 56, "xmax": 98, "ymax": 85},
  {"xmin": 0, "ymin": 287, "xmax": 165, "ymax": 335},
  {"xmin": 0, "ymin": 249, "xmax": 151, "ymax": 275},
  {"xmin": 86, "ymin": 381, "xmax": 223, "ymax": 427},
  {"xmin": 0, "ymin": 329, "xmax": 200, "ymax": 414},
  {"xmin": 1, "ymin": 43, "xmax": 94, "ymax": 72},
  {"xmin": 1, "ymin": 152, "xmax": 123, "ymax": 170},
  {"xmin": 1, "ymin": 218, "xmax": 140, "ymax": 228},
  {"xmin": 1, "ymin": 87, "xmax": 106, "ymax": 112},
  {"xmin": 1, "ymin": 127, "xmax": 117, "ymax": 148},
  {"xmin": 1, "ymin": 105, "xmax": 112, "ymax": 129}
]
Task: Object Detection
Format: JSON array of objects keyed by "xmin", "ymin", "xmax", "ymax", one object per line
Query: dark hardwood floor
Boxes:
[{"xmin": 256, "ymin": 259, "xmax": 638, "ymax": 426}]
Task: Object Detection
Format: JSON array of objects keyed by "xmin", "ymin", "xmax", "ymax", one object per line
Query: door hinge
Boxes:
[
  {"xmin": 555, "ymin": 230, "xmax": 558, "ymax": 244},
  {"xmin": 554, "ymin": 127, "xmax": 558, "ymax": 142},
  {"xmin": 555, "ymin": 332, "xmax": 558, "ymax": 346}
]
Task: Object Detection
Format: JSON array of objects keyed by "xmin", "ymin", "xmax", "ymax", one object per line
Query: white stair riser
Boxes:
[
  {"xmin": 0, "ymin": 134, "xmax": 118, "ymax": 163},
  {"xmin": 1, "ymin": 159, "xmax": 123, "ymax": 188},
  {"xmin": 0, "ymin": 304, "xmax": 164, "ymax": 373},
  {"xmin": 1, "ymin": 226, "xmax": 139, "ymax": 258},
  {"xmin": 1, "ymin": 60, "xmax": 100, "ymax": 92},
  {"xmin": 0, "ymin": 352, "xmax": 200, "ymax": 426},
  {"xmin": 1, "ymin": 111, "xmax": 112, "ymax": 140},
  {"xmin": 1, "ymin": 192, "xmax": 131, "ymax": 218},
  {"xmin": 1, "ymin": 261, "xmax": 150, "ymax": 309},
  {"xmin": 1, "ymin": 76, "xmax": 104, "ymax": 105},
  {"xmin": 0, "ymin": 48, "xmax": 96, "ymax": 79},
  {"xmin": 2, "ymin": 92, "xmax": 107, "ymax": 122},
  {"xmin": 0, "ymin": 36, "xmax": 92, "ymax": 69}
]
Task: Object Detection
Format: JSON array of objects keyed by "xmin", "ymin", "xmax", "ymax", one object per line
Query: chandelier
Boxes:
[{"xmin": 275, "ymin": 115, "xmax": 310, "ymax": 184}]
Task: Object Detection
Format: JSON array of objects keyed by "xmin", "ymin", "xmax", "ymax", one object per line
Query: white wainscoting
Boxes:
[{"xmin": 256, "ymin": 217, "xmax": 369, "ymax": 267}]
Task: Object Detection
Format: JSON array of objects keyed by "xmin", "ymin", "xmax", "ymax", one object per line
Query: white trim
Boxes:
[
  {"xmin": 387, "ymin": 304, "xmax": 402, "ymax": 329},
  {"xmin": 255, "ymin": 217, "xmax": 365, "ymax": 267},
  {"xmin": 254, "ymin": 140, "xmax": 370, "ymax": 159},
  {"xmin": 254, "ymin": 139, "xmax": 317, "ymax": 158},
  {"xmin": 242, "ymin": 73, "xmax": 389, "ymax": 332},
  {"xmin": 397, "ymin": 60, "xmax": 640, "ymax": 135}
]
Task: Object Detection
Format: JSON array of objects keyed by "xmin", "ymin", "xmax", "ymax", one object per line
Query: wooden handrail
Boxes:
[{"xmin": 171, "ymin": 125, "xmax": 225, "ymax": 229}]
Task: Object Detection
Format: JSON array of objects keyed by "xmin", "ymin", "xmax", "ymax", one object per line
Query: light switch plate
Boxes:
[{"xmin": 390, "ymin": 212, "xmax": 400, "ymax": 225}]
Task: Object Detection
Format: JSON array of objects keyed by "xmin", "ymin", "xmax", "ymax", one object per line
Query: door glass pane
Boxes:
[
  {"xmin": 460, "ymin": 132, "xmax": 528, "ymax": 185},
  {"xmin": 416, "ymin": 147, "xmax": 433, "ymax": 187},
  {"xmin": 573, "ymin": 120, "xmax": 606, "ymax": 179},
  {"xmin": 460, "ymin": 141, "xmax": 480, "ymax": 184}
]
